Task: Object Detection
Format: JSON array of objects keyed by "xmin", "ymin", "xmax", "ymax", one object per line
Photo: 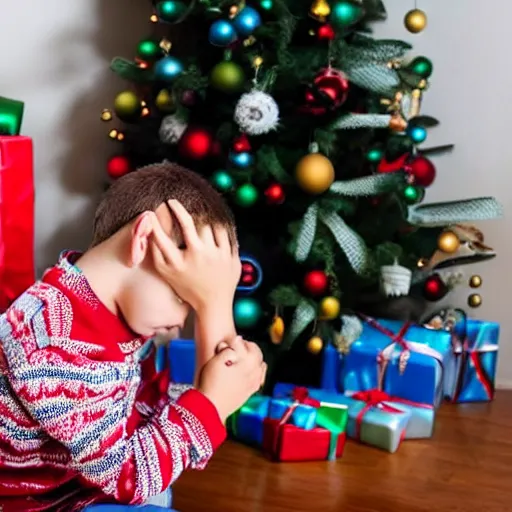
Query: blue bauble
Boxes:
[
  {"xmin": 154, "ymin": 56, "xmax": 184, "ymax": 81},
  {"xmin": 209, "ymin": 20, "xmax": 237, "ymax": 47},
  {"xmin": 407, "ymin": 125, "xmax": 427, "ymax": 144},
  {"xmin": 234, "ymin": 297, "xmax": 262, "ymax": 329},
  {"xmin": 233, "ymin": 7, "xmax": 262, "ymax": 37},
  {"xmin": 229, "ymin": 151, "xmax": 254, "ymax": 168}
]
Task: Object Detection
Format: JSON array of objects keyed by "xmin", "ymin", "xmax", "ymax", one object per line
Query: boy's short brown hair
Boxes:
[{"xmin": 92, "ymin": 161, "xmax": 237, "ymax": 247}]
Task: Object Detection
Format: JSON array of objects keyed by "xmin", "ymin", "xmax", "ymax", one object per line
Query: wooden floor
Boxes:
[{"xmin": 174, "ymin": 392, "xmax": 512, "ymax": 512}]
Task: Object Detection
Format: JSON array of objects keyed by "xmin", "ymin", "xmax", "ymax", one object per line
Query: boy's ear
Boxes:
[{"xmin": 130, "ymin": 212, "xmax": 154, "ymax": 266}]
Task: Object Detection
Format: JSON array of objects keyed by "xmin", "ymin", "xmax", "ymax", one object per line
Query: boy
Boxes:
[{"xmin": 0, "ymin": 162, "xmax": 265, "ymax": 511}]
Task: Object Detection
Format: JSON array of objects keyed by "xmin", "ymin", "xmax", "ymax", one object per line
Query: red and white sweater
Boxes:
[{"xmin": 0, "ymin": 251, "xmax": 226, "ymax": 511}]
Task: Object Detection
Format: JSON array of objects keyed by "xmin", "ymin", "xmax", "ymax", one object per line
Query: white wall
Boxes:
[{"xmin": 1, "ymin": 1, "xmax": 510, "ymax": 385}]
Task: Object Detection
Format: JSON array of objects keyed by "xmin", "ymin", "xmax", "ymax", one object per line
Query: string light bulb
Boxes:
[
  {"xmin": 141, "ymin": 107, "xmax": 150, "ymax": 117},
  {"xmin": 229, "ymin": 5, "xmax": 239, "ymax": 18},
  {"xmin": 109, "ymin": 129, "xmax": 119, "ymax": 139},
  {"xmin": 101, "ymin": 109, "xmax": 113, "ymax": 122},
  {"xmin": 253, "ymin": 56, "xmax": 263, "ymax": 68},
  {"xmin": 116, "ymin": 132, "xmax": 125, "ymax": 141},
  {"xmin": 150, "ymin": 13, "xmax": 158, "ymax": 23}
]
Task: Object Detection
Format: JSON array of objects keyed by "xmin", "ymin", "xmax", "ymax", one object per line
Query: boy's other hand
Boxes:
[
  {"xmin": 198, "ymin": 336, "xmax": 266, "ymax": 423},
  {"xmin": 150, "ymin": 200, "xmax": 241, "ymax": 314}
]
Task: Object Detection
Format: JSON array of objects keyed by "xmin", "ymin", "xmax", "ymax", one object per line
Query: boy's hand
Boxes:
[
  {"xmin": 150, "ymin": 200, "xmax": 241, "ymax": 315},
  {"xmin": 198, "ymin": 336, "xmax": 266, "ymax": 423}
]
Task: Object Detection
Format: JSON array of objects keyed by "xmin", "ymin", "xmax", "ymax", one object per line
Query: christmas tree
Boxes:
[{"xmin": 103, "ymin": 0, "xmax": 501, "ymax": 386}]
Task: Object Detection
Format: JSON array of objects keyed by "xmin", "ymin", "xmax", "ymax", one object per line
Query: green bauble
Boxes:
[
  {"xmin": 260, "ymin": 0, "xmax": 273, "ymax": 10},
  {"xmin": 330, "ymin": 1, "xmax": 363, "ymax": 28},
  {"xmin": 366, "ymin": 148, "xmax": 383, "ymax": 163},
  {"xmin": 234, "ymin": 297, "xmax": 262, "ymax": 329},
  {"xmin": 136, "ymin": 39, "xmax": 162, "ymax": 61},
  {"xmin": 156, "ymin": 0, "xmax": 188, "ymax": 23},
  {"xmin": 403, "ymin": 184, "xmax": 425, "ymax": 205},
  {"xmin": 114, "ymin": 91, "xmax": 141, "ymax": 122},
  {"xmin": 409, "ymin": 56, "xmax": 433, "ymax": 78},
  {"xmin": 235, "ymin": 183, "xmax": 258, "ymax": 207},
  {"xmin": 210, "ymin": 61, "xmax": 246, "ymax": 94},
  {"xmin": 155, "ymin": 89, "xmax": 176, "ymax": 113},
  {"xmin": 211, "ymin": 170, "xmax": 234, "ymax": 192}
]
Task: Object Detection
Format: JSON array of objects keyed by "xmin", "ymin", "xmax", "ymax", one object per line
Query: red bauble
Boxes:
[
  {"xmin": 265, "ymin": 183, "xmax": 285, "ymax": 205},
  {"xmin": 408, "ymin": 155, "xmax": 436, "ymax": 187},
  {"xmin": 233, "ymin": 134, "xmax": 251, "ymax": 153},
  {"xmin": 317, "ymin": 24, "xmax": 335, "ymax": 41},
  {"xmin": 107, "ymin": 155, "xmax": 131, "ymax": 179},
  {"xmin": 240, "ymin": 262, "xmax": 257, "ymax": 286},
  {"xmin": 303, "ymin": 270, "xmax": 329, "ymax": 296},
  {"xmin": 178, "ymin": 127, "xmax": 213, "ymax": 160},
  {"xmin": 423, "ymin": 274, "xmax": 448, "ymax": 301},
  {"xmin": 303, "ymin": 68, "xmax": 349, "ymax": 116}
]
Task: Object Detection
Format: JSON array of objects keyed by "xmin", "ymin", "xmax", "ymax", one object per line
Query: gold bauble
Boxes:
[
  {"xmin": 468, "ymin": 293, "xmax": 482, "ymax": 308},
  {"xmin": 319, "ymin": 297, "xmax": 341, "ymax": 320},
  {"xmin": 269, "ymin": 316, "xmax": 285, "ymax": 344},
  {"xmin": 404, "ymin": 8, "xmax": 427, "ymax": 34},
  {"xmin": 307, "ymin": 336, "xmax": 324, "ymax": 354},
  {"xmin": 438, "ymin": 231, "xmax": 460, "ymax": 254},
  {"xmin": 295, "ymin": 153, "xmax": 335, "ymax": 195},
  {"xmin": 469, "ymin": 275, "xmax": 482, "ymax": 288},
  {"xmin": 310, "ymin": 0, "xmax": 331, "ymax": 21},
  {"xmin": 155, "ymin": 89, "xmax": 176, "ymax": 113},
  {"xmin": 113, "ymin": 91, "xmax": 141, "ymax": 121}
]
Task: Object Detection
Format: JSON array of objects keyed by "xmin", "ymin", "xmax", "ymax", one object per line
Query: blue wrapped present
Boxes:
[
  {"xmin": 337, "ymin": 317, "xmax": 452, "ymax": 408},
  {"xmin": 168, "ymin": 339, "xmax": 196, "ymax": 385},
  {"xmin": 445, "ymin": 319, "xmax": 499, "ymax": 403},
  {"xmin": 227, "ymin": 394, "xmax": 271, "ymax": 446},
  {"xmin": 268, "ymin": 399, "xmax": 318, "ymax": 430}
]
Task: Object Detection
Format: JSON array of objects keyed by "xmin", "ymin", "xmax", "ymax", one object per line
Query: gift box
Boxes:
[
  {"xmin": 0, "ymin": 136, "xmax": 35, "ymax": 311},
  {"xmin": 339, "ymin": 317, "xmax": 452, "ymax": 408},
  {"xmin": 227, "ymin": 394, "xmax": 271, "ymax": 446},
  {"xmin": 274, "ymin": 383, "xmax": 417, "ymax": 453},
  {"xmin": 167, "ymin": 339, "xmax": 196, "ymax": 385},
  {"xmin": 446, "ymin": 319, "xmax": 500, "ymax": 403},
  {"xmin": 263, "ymin": 388, "xmax": 348, "ymax": 462}
]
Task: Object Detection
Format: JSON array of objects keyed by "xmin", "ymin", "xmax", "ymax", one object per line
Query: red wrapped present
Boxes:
[{"xmin": 0, "ymin": 136, "xmax": 35, "ymax": 311}]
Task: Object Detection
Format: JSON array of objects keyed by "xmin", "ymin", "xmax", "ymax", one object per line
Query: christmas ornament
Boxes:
[
  {"xmin": 235, "ymin": 183, "xmax": 258, "ymax": 207},
  {"xmin": 260, "ymin": 0, "xmax": 273, "ymax": 10},
  {"xmin": 159, "ymin": 114, "xmax": 188, "ymax": 144},
  {"xmin": 295, "ymin": 152, "xmax": 335, "ymax": 195},
  {"xmin": 178, "ymin": 126, "xmax": 213, "ymax": 159},
  {"xmin": 304, "ymin": 68, "xmax": 349, "ymax": 115},
  {"xmin": 380, "ymin": 261, "xmax": 412, "ymax": 297},
  {"xmin": 409, "ymin": 56, "xmax": 433, "ymax": 78},
  {"xmin": 234, "ymin": 297, "xmax": 262, "ymax": 328},
  {"xmin": 319, "ymin": 297, "xmax": 341, "ymax": 320},
  {"xmin": 366, "ymin": 148, "xmax": 383, "ymax": 163},
  {"xmin": 310, "ymin": 0, "xmax": 331, "ymax": 22},
  {"xmin": 154, "ymin": 56, "xmax": 184, "ymax": 81},
  {"xmin": 303, "ymin": 270, "xmax": 329, "ymax": 296},
  {"xmin": 211, "ymin": 170, "xmax": 234, "ymax": 192},
  {"xmin": 404, "ymin": 8, "xmax": 427, "ymax": 33},
  {"xmin": 208, "ymin": 20, "xmax": 237, "ymax": 47},
  {"xmin": 238, "ymin": 255, "xmax": 263, "ymax": 292},
  {"xmin": 269, "ymin": 316, "xmax": 285, "ymax": 344},
  {"xmin": 330, "ymin": 1, "xmax": 364, "ymax": 29},
  {"xmin": 155, "ymin": 89, "xmax": 176, "ymax": 113},
  {"xmin": 437, "ymin": 231, "xmax": 460, "ymax": 254},
  {"xmin": 423, "ymin": 274, "xmax": 448, "ymax": 301},
  {"xmin": 234, "ymin": 91, "xmax": 279, "ymax": 135},
  {"xmin": 317, "ymin": 24, "xmax": 336, "ymax": 41},
  {"xmin": 100, "ymin": 109, "xmax": 112, "ymax": 122},
  {"xmin": 468, "ymin": 293, "xmax": 482, "ymax": 308},
  {"xmin": 181, "ymin": 89, "xmax": 198, "ymax": 107},
  {"xmin": 229, "ymin": 151, "xmax": 254, "ymax": 168},
  {"xmin": 136, "ymin": 39, "xmax": 162, "ymax": 61},
  {"xmin": 232, "ymin": 134, "xmax": 251, "ymax": 153},
  {"xmin": 232, "ymin": 7, "xmax": 262, "ymax": 37},
  {"xmin": 403, "ymin": 184, "xmax": 424, "ymax": 205},
  {"xmin": 156, "ymin": 0, "xmax": 188, "ymax": 23},
  {"xmin": 210, "ymin": 61, "xmax": 245, "ymax": 94},
  {"xmin": 408, "ymin": 155, "xmax": 436, "ymax": 187},
  {"xmin": 107, "ymin": 155, "xmax": 131, "ymax": 179},
  {"xmin": 469, "ymin": 275, "xmax": 482, "ymax": 288},
  {"xmin": 407, "ymin": 124, "xmax": 427, "ymax": 144},
  {"xmin": 264, "ymin": 183, "xmax": 285, "ymax": 205},
  {"xmin": 307, "ymin": 336, "xmax": 324, "ymax": 355},
  {"xmin": 113, "ymin": 91, "xmax": 141, "ymax": 122}
]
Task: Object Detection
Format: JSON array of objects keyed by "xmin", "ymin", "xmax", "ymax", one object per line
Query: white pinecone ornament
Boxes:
[
  {"xmin": 380, "ymin": 260, "xmax": 412, "ymax": 297},
  {"xmin": 159, "ymin": 114, "xmax": 188, "ymax": 144},
  {"xmin": 234, "ymin": 90, "xmax": 279, "ymax": 135}
]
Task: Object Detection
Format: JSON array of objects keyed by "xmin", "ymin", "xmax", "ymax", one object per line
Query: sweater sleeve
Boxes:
[{"xmin": 0, "ymin": 302, "xmax": 226, "ymax": 505}]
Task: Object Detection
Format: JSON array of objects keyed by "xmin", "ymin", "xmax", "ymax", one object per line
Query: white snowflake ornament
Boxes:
[
  {"xmin": 159, "ymin": 114, "xmax": 188, "ymax": 144},
  {"xmin": 234, "ymin": 90, "xmax": 279, "ymax": 135}
]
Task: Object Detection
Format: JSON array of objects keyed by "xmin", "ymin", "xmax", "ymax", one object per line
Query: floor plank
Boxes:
[{"xmin": 174, "ymin": 391, "xmax": 512, "ymax": 512}]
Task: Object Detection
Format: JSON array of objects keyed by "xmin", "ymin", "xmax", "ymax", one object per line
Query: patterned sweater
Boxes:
[{"xmin": 0, "ymin": 252, "xmax": 226, "ymax": 511}]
